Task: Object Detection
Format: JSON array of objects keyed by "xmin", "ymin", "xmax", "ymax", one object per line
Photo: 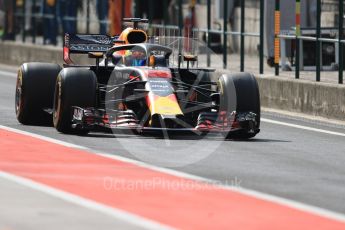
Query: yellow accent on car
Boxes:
[
  {"xmin": 17, "ymin": 68, "xmax": 23, "ymax": 84},
  {"xmin": 150, "ymin": 96, "xmax": 183, "ymax": 116},
  {"xmin": 88, "ymin": 52, "xmax": 104, "ymax": 59},
  {"xmin": 118, "ymin": 28, "xmax": 148, "ymax": 44}
]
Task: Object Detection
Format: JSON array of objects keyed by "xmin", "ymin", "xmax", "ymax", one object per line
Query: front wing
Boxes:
[{"xmin": 71, "ymin": 106, "xmax": 260, "ymax": 136}]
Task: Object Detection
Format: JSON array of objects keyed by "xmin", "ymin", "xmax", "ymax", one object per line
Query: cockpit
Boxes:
[{"xmin": 108, "ymin": 44, "xmax": 172, "ymax": 68}]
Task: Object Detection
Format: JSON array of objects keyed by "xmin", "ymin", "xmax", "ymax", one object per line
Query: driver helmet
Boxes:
[{"xmin": 126, "ymin": 47, "xmax": 146, "ymax": 66}]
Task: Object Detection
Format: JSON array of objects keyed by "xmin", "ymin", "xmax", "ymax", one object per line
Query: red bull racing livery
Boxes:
[{"xmin": 15, "ymin": 18, "xmax": 260, "ymax": 139}]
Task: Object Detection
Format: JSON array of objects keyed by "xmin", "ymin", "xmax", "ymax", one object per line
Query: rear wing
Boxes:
[{"xmin": 63, "ymin": 33, "xmax": 124, "ymax": 64}]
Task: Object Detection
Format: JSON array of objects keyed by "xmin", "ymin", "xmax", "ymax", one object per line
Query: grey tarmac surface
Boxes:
[
  {"xmin": 0, "ymin": 178, "xmax": 145, "ymax": 230},
  {"xmin": 1, "ymin": 66, "xmax": 345, "ymax": 225}
]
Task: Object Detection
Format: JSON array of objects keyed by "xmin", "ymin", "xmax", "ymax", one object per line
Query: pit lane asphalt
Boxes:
[
  {"xmin": 1, "ymin": 68, "xmax": 345, "ymax": 216},
  {"xmin": 0, "ymin": 177, "xmax": 144, "ymax": 230}
]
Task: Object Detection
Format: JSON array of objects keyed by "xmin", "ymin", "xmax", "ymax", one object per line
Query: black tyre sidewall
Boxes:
[
  {"xmin": 232, "ymin": 73, "xmax": 260, "ymax": 127},
  {"xmin": 219, "ymin": 73, "xmax": 261, "ymax": 138},
  {"xmin": 15, "ymin": 62, "xmax": 61, "ymax": 125},
  {"xmin": 218, "ymin": 74, "xmax": 237, "ymax": 116},
  {"xmin": 53, "ymin": 68, "xmax": 97, "ymax": 133}
]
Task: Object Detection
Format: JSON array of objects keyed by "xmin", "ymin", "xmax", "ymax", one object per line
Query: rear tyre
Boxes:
[
  {"xmin": 218, "ymin": 72, "xmax": 260, "ymax": 139},
  {"xmin": 53, "ymin": 68, "xmax": 97, "ymax": 134},
  {"xmin": 15, "ymin": 63, "xmax": 62, "ymax": 125}
]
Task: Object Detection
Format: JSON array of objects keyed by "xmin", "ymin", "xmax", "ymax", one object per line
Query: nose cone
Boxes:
[
  {"xmin": 148, "ymin": 94, "xmax": 184, "ymax": 128},
  {"xmin": 149, "ymin": 95, "xmax": 183, "ymax": 116}
]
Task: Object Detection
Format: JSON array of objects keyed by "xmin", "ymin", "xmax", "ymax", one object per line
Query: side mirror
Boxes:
[
  {"xmin": 112, "ymin": 54, "xmax": 123, "ymax": 65},
  {"xmin": 88, "ymin": 52, "xmax": 104, "ymax": 69},
  {"xmin": 149, "ymin": 55, "xmax": 156, "ymax": 67},
  {"xmin": 183, "ymin": 54, "xmax": 197, "ymax": 69},
  {"xmin": 88, "ymin": 52, "xmax": 104, "ymax": 59}
]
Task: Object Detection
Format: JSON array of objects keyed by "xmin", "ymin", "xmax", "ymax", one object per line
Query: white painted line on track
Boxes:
[
  {"xmin": 0, "ymin": 70, "xmax": 16, "ymax": 77},
  {"xmin": 0, "ymin": 125, "xmax": 89, "ymax": 150},
  {"xmin": 262, "ymin": 118, "xmax": 345, "ymax": 137},
  {"xmin": 95, "ymin": 153, "xmax": 345, "ymax": 224},
  {"xmin": 1, "ymin": 67, "xmax": 345, "ymax": 138},
  {"xmin": 2, "ymin": 67, "xmax": 345, "ymax": 222},
  {"xmin": 0, "ymin": 171, "xmax": 174, "ymax": 230},
  {"xmin": 2, "ymin": 125, "xmax": 345, "ymax": 224}
]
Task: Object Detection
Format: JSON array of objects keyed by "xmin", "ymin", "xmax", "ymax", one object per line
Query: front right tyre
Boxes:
[{"xmin": 218, "ymin": 72, "xmax": 261, "ymax": 139}]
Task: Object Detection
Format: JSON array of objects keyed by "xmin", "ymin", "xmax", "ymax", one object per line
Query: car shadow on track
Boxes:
[
  {"xmin": 85, "ymin": 133, "xmax": 207, "ymax": 140},
  {"xmin": 85, "ymin": 132, "xmax": 291, "ymax": 143},
  {"xmin": 228, "ymin": 138, "xmax": 291, "ymax": 143}
]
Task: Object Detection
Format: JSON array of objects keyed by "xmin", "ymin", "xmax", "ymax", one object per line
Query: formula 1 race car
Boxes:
[{"xmin": 15, "ymin": 18, "xmax": 260, "ymax": 139}]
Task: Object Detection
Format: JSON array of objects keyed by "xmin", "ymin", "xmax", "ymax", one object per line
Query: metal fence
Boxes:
[
  {"xmin": 276, "ymin": 0, "xmax": 344, "ymax": 84},
  {"xmin": 2, "ymin": 0, "xmax": 344, "ymax": 84}
]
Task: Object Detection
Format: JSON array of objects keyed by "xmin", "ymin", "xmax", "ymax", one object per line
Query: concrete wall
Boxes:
[
  {"xmin": 1, "ymin": 41, "xmax": 345, "ymax": 121},
  {"xmin": 256, "ymin": 76, "xmax": 345, "ymax": 120},
  {"xmin": 195, "ymin": 1, "xmax": 337, "ymax": 54},
  {"xmin": 215, "ymin": 69, "xmax": 345, "ymax": 121},
  {"xmin": 0, "ymin": 41, "xmax": 91, "ymax": 66}
]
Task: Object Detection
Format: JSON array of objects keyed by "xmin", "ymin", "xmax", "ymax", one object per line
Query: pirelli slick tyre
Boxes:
[
  {"xmin": 53, "ymin": 68, "xmax": 97, "ymax": 134},
  {"xmin": 218, "ymin": 72, "xmax": 260, "ymax": 139},
  {"xmin": 15, "ymin": 63, "xmax": 62, "ymax": 125}
]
